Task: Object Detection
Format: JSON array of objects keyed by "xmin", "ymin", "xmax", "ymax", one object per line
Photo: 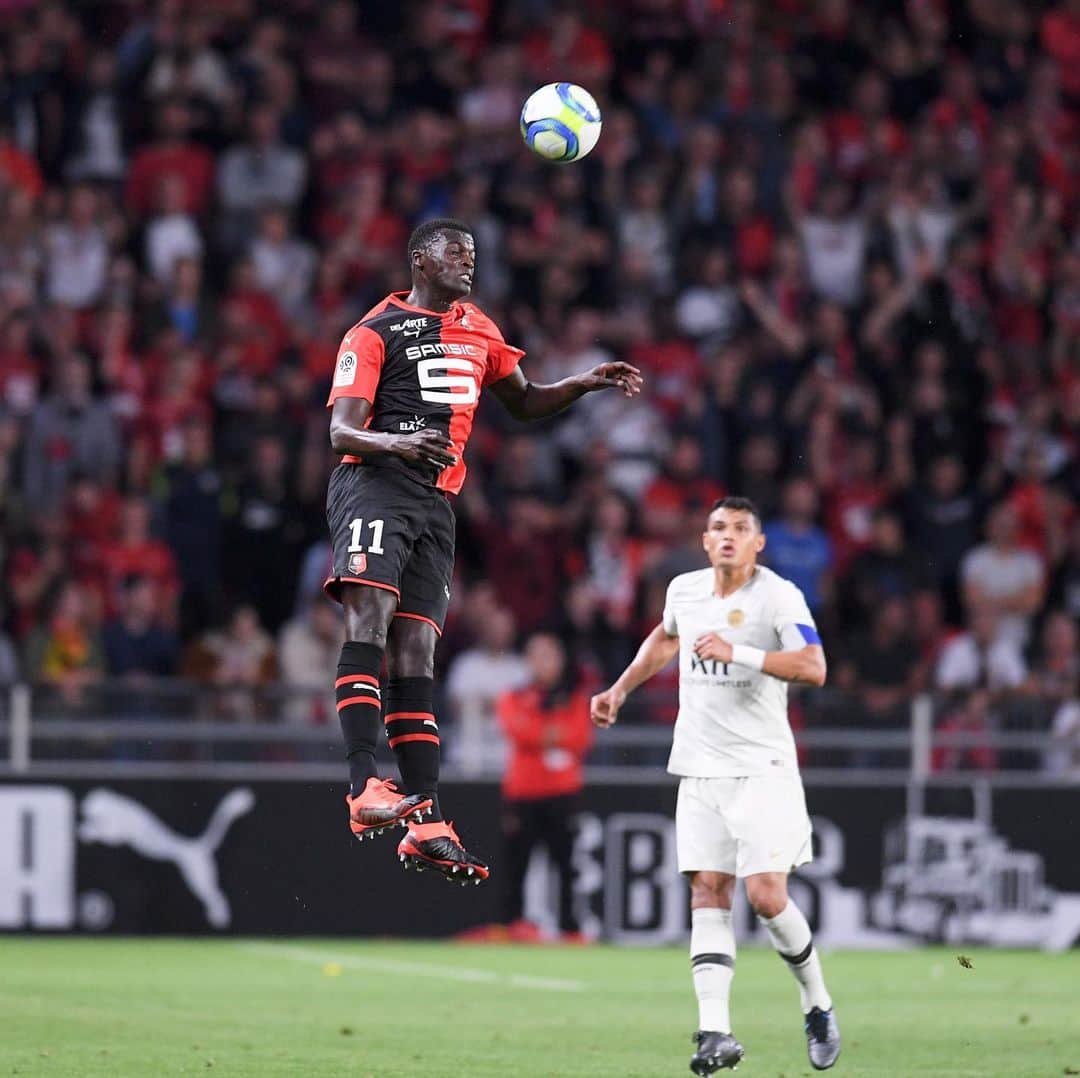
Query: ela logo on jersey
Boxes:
[
  {"xmin": 390, "ymin": 317, "xmax": 428, "ymax": 338},
  {"xmin": 399, "ymin": 415, "xmax": 427, "ymax": 432}
]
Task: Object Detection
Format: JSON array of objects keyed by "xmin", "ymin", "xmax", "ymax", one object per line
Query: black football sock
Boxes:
[
  {"xmin": 385, "ymin": 676, "xmax": 442, "ymax": 821},
  {"xmin": 336, "ymin": 641, "xmax": 384, "ymax": 796}
]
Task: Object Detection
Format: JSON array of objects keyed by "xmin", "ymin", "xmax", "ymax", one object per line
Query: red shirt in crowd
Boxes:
[
  {"xmin": 124, "ymin": 142, "xmax": 215, "ymax": 219},
  {"xmin": 98, "ymin": 538, "xmax": 180, "ymax": 615},
  {"xmin": 1042, "ymin": 6, "xmax": 1080, "ymax": 97},
  {"xmin": 825, "ymin": 479, "xmax": 885, "ymax": 575},
  {"xmin": 496, "ymin": 684, "xmax": 594, "ymax": 801},
  {"xmin": 522, "ymin": 23, "xmax": 612, "ymax": 85},
  {"xmin": 0, "ymin": 139, "xmax": 43, "ymax": 200}
]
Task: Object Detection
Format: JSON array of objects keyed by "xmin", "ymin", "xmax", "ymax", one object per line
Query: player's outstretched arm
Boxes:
[
  {"xmin": 590, "ymin": 623, "xmax": 679, "ymax": 728},
  {"xmin": 329, "ymin": 397, "xmax": 458, "ymax": 469},
  {"xmin": 693, "ymin": 633, "xmax": 827, "ymax": 687},
  {"xmin": 487, "ymin": 362, "xmax": 643, "ymax": 422}
]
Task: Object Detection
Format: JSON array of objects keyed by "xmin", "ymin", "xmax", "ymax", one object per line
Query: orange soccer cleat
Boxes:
[
  {"xmin": 397, "ymin": 820, "xmax": 490, "ymax": 885},
  {"xmin": 346, "ymin": 777, "xmax": 433, "ymax": 842}
]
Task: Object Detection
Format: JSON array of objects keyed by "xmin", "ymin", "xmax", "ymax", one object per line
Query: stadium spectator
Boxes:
[
  {"xmin": 144, "ymin": 174, "xmax": 204, "ymax": 285},
  {"xmin": 1045, "ymin": 696, "xmax": 1080, "ymax": 779},
  {"xmin": 102, "ymin": 575, "xmax": 178, "ymax": 679},
  {"xmin": 217, "ymin": 104, "xmax": 306, "ymax": 251},
  {"xmin": 25, "ymin": 581, "xmax": 104, "ymax": 704},
  {"xmin": 445, "ymin": 605, "xmax": 529, "ymax": 776},
  {"xmin": 961, "ymin": 503, "xmax": 1046, "ymax": 646},
  {"xmin": 522, "ymin": 7, "xmax": 612, "ymax": 90},
  {"xmin": 481, "ymin": 497, "xmax": 566, "ymax": 635},
  {"xmin": 43, "ymin": 184, "xmax": 109, "ymax": 309},
  {"xmin": 820, "ymin": 435, "xmax": 891, "ymax": 577},
  {"xmin": 249, "ymin": 207, "xmax": 316, "ymax": 319},
  {"xmin": 674, "ymin": 248, "xmax": 740, "ymax": 346},
  {"xmin": 63, "ymin": 48, "xmax": 126, "ymax": 184},
  {"xmin": 836, "ymin": 596, "xmax": 921, "ymax": 744},
  {"xmin": 98, "ymin": 495, "xmax": 179, "ymax": 623},
  {"xmin": 1024, "ymin": 611, "xmax": 1079, "ymax": 705},
  {"xmin": 935, "ymin": 605, "xmax": 1027, "ymax": 695},
  {"xmin": 277, "ymin": 599, "xmax": 344, "ymax": 726},
  {"xmin": 223, "ymin": 433, "xmax": 304, "ymax": 632},
  {"xmin": 641, "ymin": 432, "xmax": 723, "ymax": 543},
  {"xmin": 22, "ymin": 353, "xmax": 121, "ymax": 513},
  {"xmin": 763, "ymin": 478, "xmax": 832, "ymax": 615},
  {"xmin": 792, "ymin": 179, "xmax": 868, "ymax": 307},
  {"xmin": 495, "ymin": 633, "xmax": 593, "ymax": 942},
  {"xmin": 184, "ymin": 604, "xmax": 276, "ymax": 720},
  {"xmin": 911, "ymin": 588, "xmax": 949, "ymax": 680},
  {"xmin": 0, "ymin": 120, "xmax": 43, "ymax": 200},
  {"xmin": 124, "ymin": 98, "xmax": 214, "ymax": 221},
  {"xmin": 846, "ymin": 509, "xmax": 926, "ymax": 628},
  {"xmin": 932, "ymin": 689, "xmax": 999, "ymax": 774},
  {"xmin": 905, "ymin": 454, "xmax": 982, "ymax": 608},
  {"xmin": 580, "ymin": 491, "xmax": 651, "ymax": 639},
  {"xmin": 153, "ymin": 417, "xmax": 222, "ymax": 635},
  {"xmin": 144, "ymin": 13, "xmax": 230, "ymax": 110}
]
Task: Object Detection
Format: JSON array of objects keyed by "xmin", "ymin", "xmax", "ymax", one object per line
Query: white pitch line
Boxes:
[{"xmin": 238, "ymin": 942, "xmax": 585, "ymax": 993}]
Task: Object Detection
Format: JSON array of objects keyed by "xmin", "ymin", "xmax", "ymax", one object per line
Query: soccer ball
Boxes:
[{"xmin": 520, "ymin": 82, "xmax": 602, "ymax": 163}]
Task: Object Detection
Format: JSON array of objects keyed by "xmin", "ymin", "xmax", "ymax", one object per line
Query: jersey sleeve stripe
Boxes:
[{"xmin": 796, "ymin": 624, "xmax": 822, "ymax": 645}]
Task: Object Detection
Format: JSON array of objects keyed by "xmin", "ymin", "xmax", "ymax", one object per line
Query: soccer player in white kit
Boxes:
[{"xmin": 591, "ymin": 497, "xmax": 840, "ymax": 1074}]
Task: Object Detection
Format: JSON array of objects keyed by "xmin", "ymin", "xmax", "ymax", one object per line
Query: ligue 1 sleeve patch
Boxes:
[
  {"xmin": 334, "ymin": 351, "xmax": 358, "ymax": 387},
  {"xmin": 796, "ymin": 624, "xmax": 822, "ymax": 645}
]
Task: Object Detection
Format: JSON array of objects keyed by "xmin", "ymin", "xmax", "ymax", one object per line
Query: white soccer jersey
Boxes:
[{"xmin": 661, "ymin": 565, "xmax": 820, "ymax": 778}]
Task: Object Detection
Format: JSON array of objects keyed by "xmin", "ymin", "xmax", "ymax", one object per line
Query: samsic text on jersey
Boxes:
[{"xmin": 326, "ymin": 293, "xmax": 524, "ymax": 494}]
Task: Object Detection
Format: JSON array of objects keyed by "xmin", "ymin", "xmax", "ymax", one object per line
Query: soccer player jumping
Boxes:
[
  {"xmin": 325, "ymin": 218, "xmax": 641, "ymax": 884},
  {"xmin": 591, "ymin": 497, "xmax": 840, "ymax": 1072}
]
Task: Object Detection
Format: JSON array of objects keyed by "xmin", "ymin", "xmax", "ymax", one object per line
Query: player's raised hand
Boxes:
[
  {"xmin": 590, "ymin": 686, "xmax": 626, "ymax": 728},
  {"xmin": 693, "ymin": 632, "xmax": 733, "ymax": 664},
  {"xmin": 581, "ymin": 362, "xmax": 644, "ymax": 398},
  {"xmin": 393, "ymin": 429, "xmax": 458, "ymax": 469}
]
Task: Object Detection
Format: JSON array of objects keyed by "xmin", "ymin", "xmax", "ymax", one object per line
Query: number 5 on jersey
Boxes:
[{"xmin": 417, "ymin": 358, "xmax": 478, "ymax": 404}]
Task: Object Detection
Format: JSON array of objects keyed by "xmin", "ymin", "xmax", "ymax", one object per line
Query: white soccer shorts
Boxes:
[{"xmin": 675, "ymin": 773, "xmax": 813, "ymax": 877}]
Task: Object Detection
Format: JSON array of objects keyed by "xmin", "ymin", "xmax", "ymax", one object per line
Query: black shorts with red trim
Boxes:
[{"xmin": 324, "ymin": 461, "xmax": 454, "ymax": 634}]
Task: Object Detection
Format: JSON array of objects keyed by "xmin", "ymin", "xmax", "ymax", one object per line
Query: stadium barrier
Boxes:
[
  {"xmin": 2, "ymin": 775, "xmax": 1078, "ymax": 949},
  {"xmin": 0, "ymin": 681, "xmax": 1066, "ymax": 780},
  {"xmin": 2, "ymin": 683, "xmax": 1076, "ymax": 948}
]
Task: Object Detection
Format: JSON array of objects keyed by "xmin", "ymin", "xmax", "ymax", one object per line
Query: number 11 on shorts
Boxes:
[{"xmin": 347, "ymin": 518, "xmax": 385, "ymax": 555}]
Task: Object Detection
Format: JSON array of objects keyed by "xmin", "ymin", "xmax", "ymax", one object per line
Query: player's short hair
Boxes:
[
  {"xmin": 407, "ymin": 218, "xmax": 474, "ymax": 259},
  {"xmin": 708, "ymin": 496, "xmax": 762, "ymax": 531}
]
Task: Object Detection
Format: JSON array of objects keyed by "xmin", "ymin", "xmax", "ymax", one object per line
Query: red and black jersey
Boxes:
[{"xmin": 326, "ymin": 292, "xmax": 524, "ymax": 494}]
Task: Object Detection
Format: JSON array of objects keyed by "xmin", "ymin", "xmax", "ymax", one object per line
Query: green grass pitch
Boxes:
[{"xmin": 2, "ymin": 939, "xmax": 1078, "ymax": 1076}]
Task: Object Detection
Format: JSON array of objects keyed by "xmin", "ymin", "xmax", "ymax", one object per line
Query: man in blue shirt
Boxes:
[{"xmin": 763, "ymin": 478, "xmax": 833, "ymax": 613}]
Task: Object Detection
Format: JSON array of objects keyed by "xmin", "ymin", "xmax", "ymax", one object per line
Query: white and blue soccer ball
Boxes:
[{"xmin": 520, "ymin": 82, "xmax": 602, "ymax": 163}]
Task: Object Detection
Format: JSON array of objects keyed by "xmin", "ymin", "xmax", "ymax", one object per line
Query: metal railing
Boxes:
[{"xmin": 0, "ymin": 680, "xmax": 1073, "ymax": 786}]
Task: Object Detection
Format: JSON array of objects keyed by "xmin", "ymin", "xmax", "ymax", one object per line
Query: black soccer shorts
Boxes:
[{"xmin": 324, "ymin": 462, "xmax": 455, "ymax": 634}]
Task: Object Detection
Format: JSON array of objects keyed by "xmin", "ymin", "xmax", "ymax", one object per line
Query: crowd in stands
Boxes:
[{"xmin": 0, "ymin": 0, "xmax": 1076, "ymax": 772}]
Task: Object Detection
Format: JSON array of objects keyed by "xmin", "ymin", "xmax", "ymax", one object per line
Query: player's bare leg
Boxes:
[
  {"xmin": 386, "ymin": 616, "xmax": 489, "ymax": 884},
  {"xmin": 688, "ymin": 871, "xmax": 744, "ymax": 1073},
  {"xmin": 746, "ymin": 872, "xmax": 839, "ymax": 1070},
  {"xmin": 339, "ymin": 586, "xmax": 432, "ymax": 841}
]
